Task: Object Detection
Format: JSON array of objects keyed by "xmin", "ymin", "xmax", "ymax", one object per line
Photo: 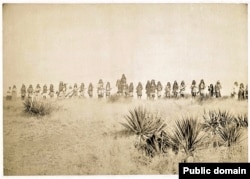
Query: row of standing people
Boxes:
[
  {"xmin": 231, "ymin": 82, "xmax": 248, "ymax": 100},
  {"xmin": 141, "ymin": 79, "xmax": 222, "ymax": 99},
  {"xmin": 7, "ymin": 81, "xmax": 113, "ymax": 100},
  {"xmin": 16, "ymin": 83, "xmax": 95, "ymax": 100},
  {"xmin": 114, "ymin": 75, "xmax": 221, "ymax": 99},
  {"xmin": 5, "ymin": 79, "xmax": 248, "ymax": 101},
  {"xmin": 146, "ymin": 80, "xmax": 247, "ymax": 100}
]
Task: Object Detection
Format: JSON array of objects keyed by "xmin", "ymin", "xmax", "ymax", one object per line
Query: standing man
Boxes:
[
  {"xmin": 106, "ymin": 82, "xmax": 111, "ymax": 98},
  {"xmin": 6, "ymin": 87, "xmax": 12, "ymax": 100},
  {"xmin": 145, "ymin": 80, "xmax": 151, "ymax": 99},
  {"xmin": 150, "ymin": 80, "xmax": 157, "ymax": 100},
  {"xmin": 157, "ymin": 81, "xmax": 163, "ymax": 99},
  {"xmin": 97, "ymin": 79, "xmax": 104, "ymax": 99},
  {"xmin": 79, "ymin": 83, "xmax": 85, "ymax": 98},
  {"xmin": 179, "ymin": 81, "xmax": 186, "ymax": 98},
  {"xmin": 136, "ymin": 82, "xmax": 143, "ymax": 99},
  {"xmin": 172, "ymin": 81, "xmax": 179, "ymax": 98},
  {"xmin": 198, "ymin": 79, "xmax": 206, "ymax": 98},
  {"xmin": 208, "ymin": 84, "xmax": 214, "ymax": 97},
  {"xmin": 165, "ymin": 82, "xmax": 171, "ymax": 99},
  {"xmin": 238, "ymin": 83, "xmax": 245, "ymax": 100},
  {"xmin": 12, "ymin": 85, "xmax": 17, "ymax": 100},
  {"xmin": 129, "ymin": 82, "xmax": 134, "ymax": 98},
  {"xmin": 42, "ymin": 84, "xmax": 48, "ymax": 99},
  {"xmin": 21, "ymin": 84, "xmax": 26, "ymax": 100},
  {"xmin": 215, "ymin": 81, "xmax": 222, "ymax": 98},
  {"xmin": 88, "ymin": 83, "xmax": 93, "ymax": 98},
  {"xmin": 27, "ymin": 84, "xmax": 34, "ymax": 99},
  {"xmin": 49, "ymin": 84, "xmax": 54, "ymax": 98},
  {"xmin": 231, "ymin": 82, "xmax": 239, "ymax": 99},
  {"xmin": 191, "ymin": 80, "xmax": 197, "ymax": 98}
]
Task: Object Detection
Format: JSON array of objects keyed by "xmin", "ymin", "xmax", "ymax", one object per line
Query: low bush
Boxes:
[{"xmin": 23, "ymin": 98, "xmax": 54, "ymax": 116}]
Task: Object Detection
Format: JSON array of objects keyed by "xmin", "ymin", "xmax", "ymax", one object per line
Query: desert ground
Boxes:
[{"xmin": 3, "ymin": 96, "xmax": 248, "ymax": 175}]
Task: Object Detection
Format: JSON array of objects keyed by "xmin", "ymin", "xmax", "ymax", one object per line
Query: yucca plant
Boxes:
[
  {"xmin": 202, "ymin": 110, "xmax": 220, "ymax": 135},
  {"xmin": 147, "ymin": 131, "xmax": 170, "ymax": 156},
  {"xmin": 235, "ymin": 114, "xmax": 248, "ymax": 128},
  {"xmin": 23, "ymin": 98, "xmax": 53, "ymax": 116},
  {"xmin": 136, "ymin": 134, "xmax": 159, "ymax": 157},
  {"xmin": 169, "ymin": 117, "xmax": 204, "ymax": 158},
  {"xmin": 159, "ymin": 130, "xmax": 172, "ymax": 153},
  {"xmin": 121, "ymin": 106, "xmax": 167, "ymax": 142},
  {"xmin": 135, "ymin": 130, "xmax": 170, "ymax": 157},
  {"xmin": 217, "ymin": 110, "xmax": 235, "ymax": 128},
  {"xmin": 217, "ymin": 124, "xmax": 242, "ymax": 147},
  {"xmin": 121, "ymin": 106, "xmax": 168, "ymax": 157},
  {"xmin": 202, "ymin": 110, "xmax": 246, "ymax": 148},
  {"xmin": 202, "ymin": 110, "xmax": 235, "ymax": 131}
]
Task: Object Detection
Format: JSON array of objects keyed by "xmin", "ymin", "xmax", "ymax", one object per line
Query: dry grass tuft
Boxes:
[{"xmin": 23, "ymin": 98, "xmax": 55, "ymax": 116}]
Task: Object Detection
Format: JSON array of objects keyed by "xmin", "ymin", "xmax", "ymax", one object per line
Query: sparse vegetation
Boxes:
[
  {"xmin": 202, "ymin": 110, "xmax": 247, "ymax": 148},
  {"xmin": 121, "ymin": 106, "xmax": 248, "ymax": 164},
  {"xmin": 196, "ymin": 95, "xmax": 212, "ymax": 104},
  {"xmin": 23, "ymin": 98, "xmax": 54, "ymax": 116},
  {"xmin": 108, "ymin": 94, "xmax": 133, "ymax": 103},
  {"xmin": 107, "ymin": 94, "xmax": 122, "ymax": 103},
  {"xmin": 4, "ymin": 98, "xmax": 248, "ymax": 175}
]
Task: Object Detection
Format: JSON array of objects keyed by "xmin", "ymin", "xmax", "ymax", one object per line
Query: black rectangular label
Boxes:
[{"xmin": 179, "ymin": 163, "xmax": 250, "ymax": 179}]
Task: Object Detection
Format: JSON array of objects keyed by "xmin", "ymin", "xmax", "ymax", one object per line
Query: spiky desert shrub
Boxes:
[
  {"xmin": 216, "ymin": 110, "xmax": 235, "ymax": 127},
  {"xmin": 135, "ymin": 131, "xmax": 169, "ymax": 158},
  {"xmin": 121, "ymin": 106, "xmax": 166, "ymax": 141},
  {"xmin": 202, "ymin": 110, "xmax": 235, "ymax": 131},
  {"xmin": 121, "ymin": 106, "xmax": 167, "ymax": 157},
  {"xmin": 202, "ymin": 110, "xmax": 246, "ymax": 147},
  {"xmin": 202, "ymin": 110, "xmax": 220, "ymax": 135},
  {"xmin": 135, "ymin": 135, "xmax": 159, "ymax": 157},
  {"xmin": 217, "ymin": 124, "xmax": 242, "ymax": 147},
  {"xmin": 169, "ymin": 117, "xmax": 204, "ymax": 157},
  {"xmin": 23, "ymin": 98, "xmax": 53, "ymax": 116},
  {"xmin": 235, "ymin": 114, "xmax": 248, "ymax": 128}
]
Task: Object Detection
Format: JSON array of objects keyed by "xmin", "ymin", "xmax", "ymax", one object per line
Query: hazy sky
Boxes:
[{"xmin": 3, "ymin": 4, "xmax": 248, "ymax": 95}]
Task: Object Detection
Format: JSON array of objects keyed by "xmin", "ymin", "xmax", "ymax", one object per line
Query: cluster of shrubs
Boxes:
[{"xmin": 121, "ymin": 106, "xmax": 248, "ymax": 161}]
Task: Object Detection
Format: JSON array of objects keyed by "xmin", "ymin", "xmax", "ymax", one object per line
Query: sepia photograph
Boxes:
[{"xmin": 2, "ymin": 2, "xmax": 248, "ymax": 176}]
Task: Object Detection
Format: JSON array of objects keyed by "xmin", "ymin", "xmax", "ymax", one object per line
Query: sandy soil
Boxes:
[{"xmin": 3, "ymin": 97, "xmax": 248, "ymax": 175}]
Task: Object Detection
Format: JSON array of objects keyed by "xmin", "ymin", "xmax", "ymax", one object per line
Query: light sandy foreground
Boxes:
[{"xmin": 3, "ymin": 97, "xmax": 248, "ymax": 175}]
